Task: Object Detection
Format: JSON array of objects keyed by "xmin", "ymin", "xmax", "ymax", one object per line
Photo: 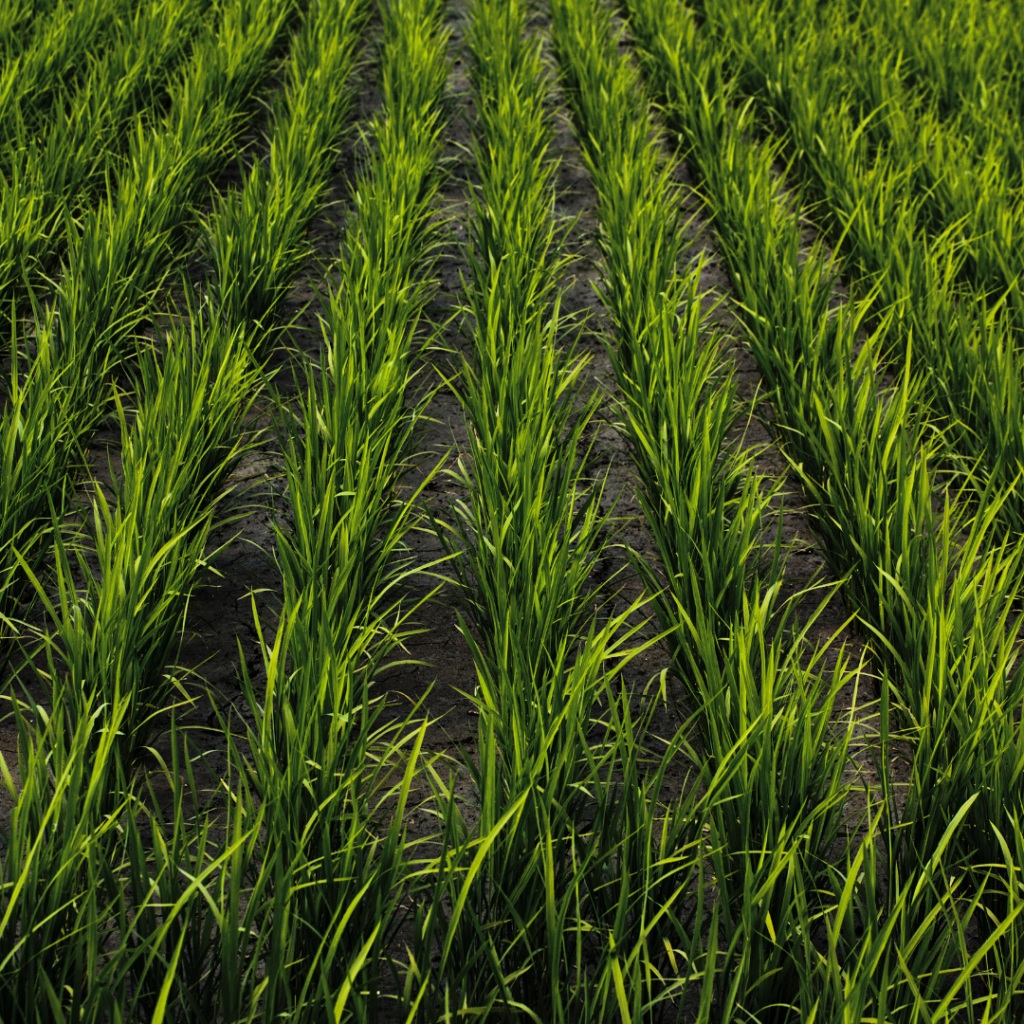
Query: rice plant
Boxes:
[
  {"xmin": 549, "ymin": 1, "xmax": 868, "ymax": 1017},
  {"xmin": 0, "ymin": 0, "xmax": 138, "ymax": 153},
  {"xmin": 13, "ymin": 313, "xmax": 261, "ymax": 769},
  {"xmin": 224, "ymin": 0, "xmax": 453, "ymax": 1014},
  {"xmin": 0, "ymin": 693, "xmax": 267, "ymax": 1023},
  {"xmin": 204, "ymin": 0, "xmax": 369, "ymax": 338},
  {"xmin": 0, "ymin": 0, "xmax": 295, "ymax": 666},
  {"xmin": 673, "ymin": 0, "xmax": 1024, "ymax": 535},
  {"xmin": 3, "ymin": 0, "xmax": 1022, "ymax": 1018},
  {"xmin": 0, "ymin": 0, "xmax": 216, "ymax": 308}
]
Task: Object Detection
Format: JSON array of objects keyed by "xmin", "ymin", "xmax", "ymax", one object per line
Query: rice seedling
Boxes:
[
  {"xmin": 0, "ymin": 690, "xmax": 268, "ymax": 1023},
  {"xmin": 0, "ymin": 0, "xmax": 217, "ymax": 308},
  {"xmin": 209, "ymin": 0, "xmax": 454, "ymax": 1015},
  {"xmin": 0, "ymin": 0, "xmax": 296, "ymax": 665},
  {"xmin": 220, "ymin": 600, "xmax": 433, "ymax": 1022},
  {"xmin": 548, "ymin": 2, "xmax": 870, "ymax": 1017},
  {"xmin": 0, "ymin": 684, "xmax": 135, "ymax": 1020},
  {"xmin": 672, "ymin": 0, "xmax": 1024, "ymax": 534},
  {"xmin": 203, "ymin": 0, "xmax": 369, "ymax": 339},
  {"xmin": 12, "ymin": 312, "xmax": 261, "ymax": 769},
  {"xmin": 0, "ymin": 0, "xmax": 139, "ymax": 153},
  {"xmin": 777, "ymin": 799, "xmax": 1024, "ymax": 1022},
  {"xmin": 401, "ymin": 615, "xmax": 720, "ymax": 1022},
  {"xmin": 0, "ymin": 320, "xmax": 86, "ymax": 661},
  {"xmin": 0, "ymin": 0, "xmax": 455, "ymax": 969}
]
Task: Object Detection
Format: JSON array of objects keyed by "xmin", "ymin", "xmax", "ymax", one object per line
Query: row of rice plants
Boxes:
[
  {"xmin": 548, "ymin": 0, "xmax": 879, "ymax": 1017},
  {"xmin": 203, "ymin": 0, "xmax": 368, "ymax": 336},
  {"xmin": 0, "ymin": 320, "xmax": 259, "ymax": 1013},
  {"xmin": 0, "ymin": 0, "xmax": 138, "ymax": 148},
  {"xmin": 686, "ymin": 0, "xmax": 1024, "ymax": 297},
  {"xmin": 0, "ymin": 0, "xmax": 217, "ymax": 309},
  {"xmin": 215, "ymin": 0, "xmax": 452, "ymax": 1013},
  {"xmin": 0, "ymin": 0, "xmax": 295, "ymax": 667},
  {"xmin": 619, "ymin": 0, "xmax": 1024, "ymax": 1015},
  {"xmin": 0, "ymin": 0, "xmax": 333, "ymax": 1015},
  {"xmin": 626, "ymin": 0, "xmax": 1024, "ymax": 888},
  {"xmin": 224, "ymin": 0, "xmax": 452, "ymax": 1007},
  {"xmin": 406, "ymin": 0, "xmax": 720, "ymax": 1017},
  {"xmin": 4, "ymin": 0, "xmax": 365, "ymax": 774},
  {"xmin": 676, "ymin": 0, "xmax": 1024, "ymax": 535}
]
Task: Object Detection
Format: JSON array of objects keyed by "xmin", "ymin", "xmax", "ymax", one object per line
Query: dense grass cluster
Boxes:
[{"xmin": 0, "ymin": 0, "xmax": 1022, "ymax": 1019}]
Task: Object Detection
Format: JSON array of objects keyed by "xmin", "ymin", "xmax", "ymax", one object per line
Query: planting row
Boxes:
[{"xmin": 623, "ymin": 0, "xmax": 1024, "ymax": 1012}]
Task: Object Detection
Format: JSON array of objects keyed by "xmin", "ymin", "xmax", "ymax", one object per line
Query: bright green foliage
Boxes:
[
  {"xmin": 0, "ymin": 0, "xmax": 139, "ymax": 149},
  {"xmin": 0, "ymin": 0, "xmax": 57, "ymax": 56},
  {"xmin": 0, "ymin": 0, "xmax": 293, "ymax": 658},
  {"xmin": 620, "ymin": 0, "xmax": 1024, "ymax": 1013},
  {"xmin": 15, "ymin": 316, "xmax": 260, "ymax": 768},
  {"xmin": 0, "ymin": 695, "xmax": 271, "ymax": 1022},
  {"xmin": 224, "ymin": 0, "xmax": 453, "ymax": 1016},
  {"xmin": 2, "ymin": 0, "xmax": 1024, "ymax": 1018},
  {"xmin": 0, "ymin": 0, "xmax": 216, "ymax": 307},
  {"xmin": 676, "ymin": 0, "xmax": 1024, "ymax": 535},
  {"xmin": 550, "ymin": 0, "xmax": 863, "ymax": 1016},
  {"xmin": 204, "ymin": 0, "xmax": 370, "ymax": 336}
]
